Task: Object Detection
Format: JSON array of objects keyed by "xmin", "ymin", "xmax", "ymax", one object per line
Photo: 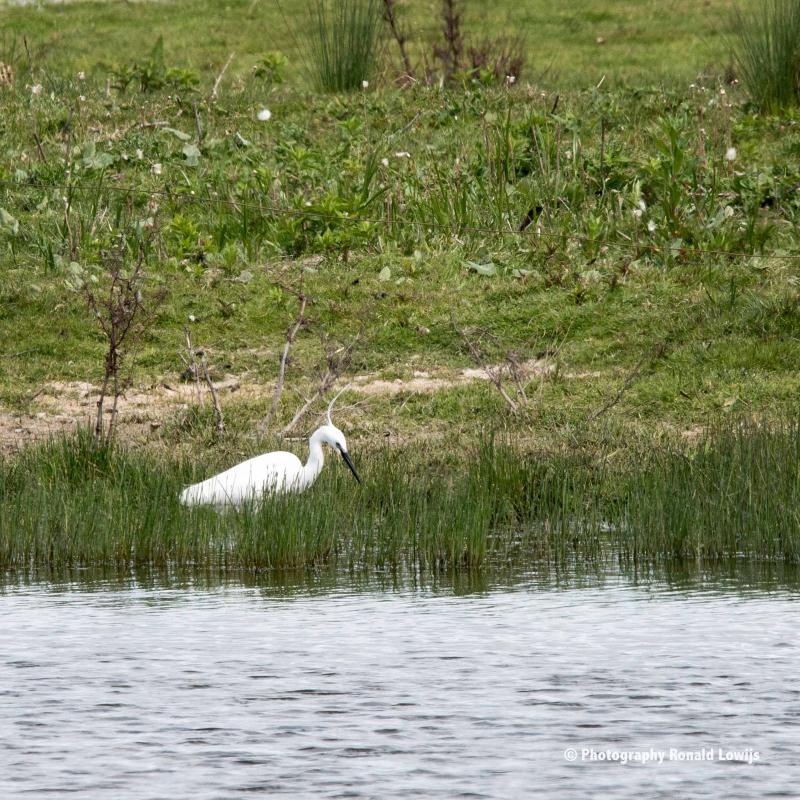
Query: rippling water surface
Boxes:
[{"xmin": 1, "ymin": 566, "xmax": 798, "ymax": 798}]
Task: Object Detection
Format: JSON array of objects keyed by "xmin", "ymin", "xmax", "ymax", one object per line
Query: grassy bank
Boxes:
[
  {"xmin": 2, "ymin": 417, "xmax": 800, "ymax": 572},
  {"xmin": 1, "ymin": 0, "xmax": 799, "ymax": 476}
]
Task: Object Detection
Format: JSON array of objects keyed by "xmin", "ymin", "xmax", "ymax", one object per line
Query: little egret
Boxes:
[{"xmin": 179, "ymin": 393, "xmax": 360, "ymax": 508}]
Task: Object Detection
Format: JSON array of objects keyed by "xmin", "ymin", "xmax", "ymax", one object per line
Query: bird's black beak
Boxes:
[{"xmin": 337, "ymin": 445, "xmax": 361, "ymax": 483}]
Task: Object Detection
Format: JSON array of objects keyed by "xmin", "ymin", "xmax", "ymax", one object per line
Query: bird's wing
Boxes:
[{"xmin": 181, "ymin": 451, "xmax": 303, "ymax": 506}]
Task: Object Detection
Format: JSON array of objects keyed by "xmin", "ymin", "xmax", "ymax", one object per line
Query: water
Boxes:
[{"xmin": 1, "ymin": 566, "xmax": 799, "ymax": 799}]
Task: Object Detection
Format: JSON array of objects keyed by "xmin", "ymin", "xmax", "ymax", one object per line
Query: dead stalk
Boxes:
[
  {"xmin": 200, "ymin": 353, "xmax": 225, "ymax": 434},
  {"xmin": 265, "ymin": 292, "xmax": 307, "ymax": 432},
  {"xmin": 184, "ymin": 327, "xmax": 203, "ymax": 406},
  {"xmin": 589, "ymin": 341, "xmax": 667, "ymax": 422},
  {"xmin": 210, "ymin": 52, "xmax": 235, "ymax": 101},
  {"xmin": 382, "ymin": 0, "xmax": 414, "ymax": 78}
]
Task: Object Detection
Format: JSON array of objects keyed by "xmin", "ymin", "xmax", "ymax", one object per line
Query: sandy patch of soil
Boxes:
[{"xmin": 0, "ymin": 359, "xmax": 558, "ymax": 451}]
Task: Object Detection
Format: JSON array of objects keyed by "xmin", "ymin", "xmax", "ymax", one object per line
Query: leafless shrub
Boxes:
[
  {"xmin": 382, "ymin": 0, "xmax": 414, "ymax": 79},
  {"xmin": 451, "ymin": 317, "xmax": 525, "ymax": 414},
  {"xmin": 466, "ymin": 36, "xmax": 525, "ymax": 83},
  {"xmin": 281, "ymin": 328, "xmax": 362, "ymax": 436},
  {"xmin": 433, "ymin": 0, "xmax": 464, "ymax": 81},
  {"xmin": 82, "ymin": 234, "xmax": 165, "ymax": 446},
  {"xmin": 430, "ymin": 0, "xmax": 525, "ymax": 85},
  {"xmin": 182, "ymin": 327, "xmax": 225, "ymax": 436}
]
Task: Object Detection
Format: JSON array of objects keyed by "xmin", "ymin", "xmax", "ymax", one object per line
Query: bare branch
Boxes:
[
  {"xmin": 452, "ymin": 317, "xmax": 519, "ymax": 413},
  {"xmin": 589, "ymin": 341, "xmax": 667, "ymax": 422},
  {"xmin": 382, "ymin": 0, "xmax": 414, "ymax": 79},
  {"xmin": 264, "ymin": 291, "xmax": 307, "ymax": 433},
  {"xmin": 201, "ymin": 352, "xmax": 225, "ymax": 434},
  {"xmin": 280, "ymin": 330, "xmax": 361, "ymax": 436}
]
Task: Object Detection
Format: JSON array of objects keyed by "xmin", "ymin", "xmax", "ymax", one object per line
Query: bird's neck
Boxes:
[{"xmin": 301, "ymin": 435, "xmax": 325, "ymax": 489}]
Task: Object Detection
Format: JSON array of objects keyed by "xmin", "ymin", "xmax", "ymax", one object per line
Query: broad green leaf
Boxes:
[
  {"xmin": 163, "ymin": 127, "xmax": 191, "ymax": 141},
  {"xmin": 465, "ymin": 260, "xmax": 497, "ymax": 277},
  {"xmin": 182, "ymin": 143, "xmax": 201, "ymax": 166},
  {"xmin": 0, "ymin": 208, "xmax": 19, "ymax": 235}
]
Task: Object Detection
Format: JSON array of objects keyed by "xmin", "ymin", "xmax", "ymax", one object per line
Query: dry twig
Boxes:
[
  {"xmin": 210, "ymin": 52, "xmax": 235, "ymax": 101},
  {"xmin": 280, "ymin": 331, "xmax": 362, "ymax": 436},
  {"xmin": 451, "ymin": 317, "xmax": 521, "ymax": 413},
  {"xmin": 264, "ymin": 291, "xmax": 307, "ymax": 433}
]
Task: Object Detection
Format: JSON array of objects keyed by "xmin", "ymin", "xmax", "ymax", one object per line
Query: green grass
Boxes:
[
  {"xmin": 0, "ymin": 429, "xmax": 603, "ymax": 571},
  {"xmin": 0, "ymin": 0, "xmax": 738, "ymax": 88},
  {"xmin": 302, "ymin": 0, "xmax": 384, "ymax": 92},
  {"xmin": 622, "ymin": 417, "xmax": 800, "ymax": 562},
  {"xmin": 1, "ymin": 0, "xmax": 800, "ymax": 480},
  {"xmin": 732, "ymin": 0, "xmax": 800, "ymax": 112},
  {"xmin": 3, "ymin": 416, "xmax": 800, "ymax": 572}
]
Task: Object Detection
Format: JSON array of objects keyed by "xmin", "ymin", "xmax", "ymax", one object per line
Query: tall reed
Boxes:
[
  {"xmin": 302, "ymin": 0, "xmax": 383, "ymax": 92},
  {"xmin": 5, "ymin": 418, "xmax": 800, "ymax": 573},
  {"xmin": 732, "ymin": 0, "xmax": 800, "ymax": 112},
  {"xmin": 0, "ymin": 431, "xmax": 600, "ymax": 571},
  {"xmin": 620, "ymin": 417, "xmax": 800, "ymax": 562}
]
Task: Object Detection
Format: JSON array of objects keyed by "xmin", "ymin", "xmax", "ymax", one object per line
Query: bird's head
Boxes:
[{"xmin": 315, "ymin": 424, "xmax": 361, "ymax": 483}]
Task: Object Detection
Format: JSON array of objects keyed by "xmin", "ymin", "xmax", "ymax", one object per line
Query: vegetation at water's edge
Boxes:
[
  {"xmin": 2, "ymin": 417, "xmax": 800, "ymax": 572},
  {"xmin": 2, "ymin": 0, "xmax": 800, "ymax": 457}
]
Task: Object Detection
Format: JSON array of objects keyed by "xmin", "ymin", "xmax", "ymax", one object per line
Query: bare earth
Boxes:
[{"xmin": 0, "ymin": 358, "xmax": 559, "ymax": 452}]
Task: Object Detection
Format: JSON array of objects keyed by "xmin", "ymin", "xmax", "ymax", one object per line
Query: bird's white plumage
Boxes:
[
  {"xmin": 179, "ymin": 422, "xmax": 360, "ymax": 509},
  {"xmin": 180, "ymin": 450, "xmax": 305, "ymax": 507}
]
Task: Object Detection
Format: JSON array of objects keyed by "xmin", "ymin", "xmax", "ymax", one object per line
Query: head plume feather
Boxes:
[{"xmin": 326, "ymin": 383, "xmax": 351, "ymax": 426}]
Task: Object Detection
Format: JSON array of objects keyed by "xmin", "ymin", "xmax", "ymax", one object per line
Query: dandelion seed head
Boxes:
[
  {"xmin": 257, "ymin": 108, "xmax": 272, "ymax": 122},
  {"xmin": 725, "ymin": 147, "xmax": 737, "ymax": 162}
]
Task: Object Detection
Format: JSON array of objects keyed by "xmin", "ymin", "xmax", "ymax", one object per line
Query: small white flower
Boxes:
[
  {"xmin": 77, "ymin": 71, "xmax": 85, "ymax": 81},
  {"xmin": 647, "ymin": 220, "xmax": 657, "ymax": 233},
  {"xmin": 151, "ymin": 163, "xmax": 162, "ymax": 175},
  {"xmin": 381, "ymin": 157, "xmax": 389, "ymax": 167},
  {"xmin": 394, "ymin": 151, "xmax": 411, "ymax": 158},
  {"xmin": 725, "ymin": 147, "xmax": 737, "ymax": 162},
  {"xmin": 361, "ymin": 80, "xmax": 369, "ymax": 89},
  {"xmin": 719, "ymin": 87, "xmax": 726, "ymax": 96},
  {"xmin": 135, "ymin": 149, "xmax": 143, "ymax": 160},
  {"xmin": 31, "ymin": 83, "xmax": 42, "ymax": 95},
  {"xmin": 79, "ymin": 95, "xmax": 86, "ymax": 102},
  {"xmin": 257, "ymin": 108, "xmax": 272, "ymax": 122},
  {"xmin": 188, "ymin": 314, "xmax": 196, "ymax": 322},
  {"xmin": 506, "ymin": 75, "xmax": 516, "ymax": 85},
  {"xmin": 633, "ymin": 208, "xmax": 643, "ymax": 220}
]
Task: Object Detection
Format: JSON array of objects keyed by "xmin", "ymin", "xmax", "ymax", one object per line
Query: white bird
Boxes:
[{"xmin": 179, "ymin": 392, "xmax": 360, "ymax": 508}]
